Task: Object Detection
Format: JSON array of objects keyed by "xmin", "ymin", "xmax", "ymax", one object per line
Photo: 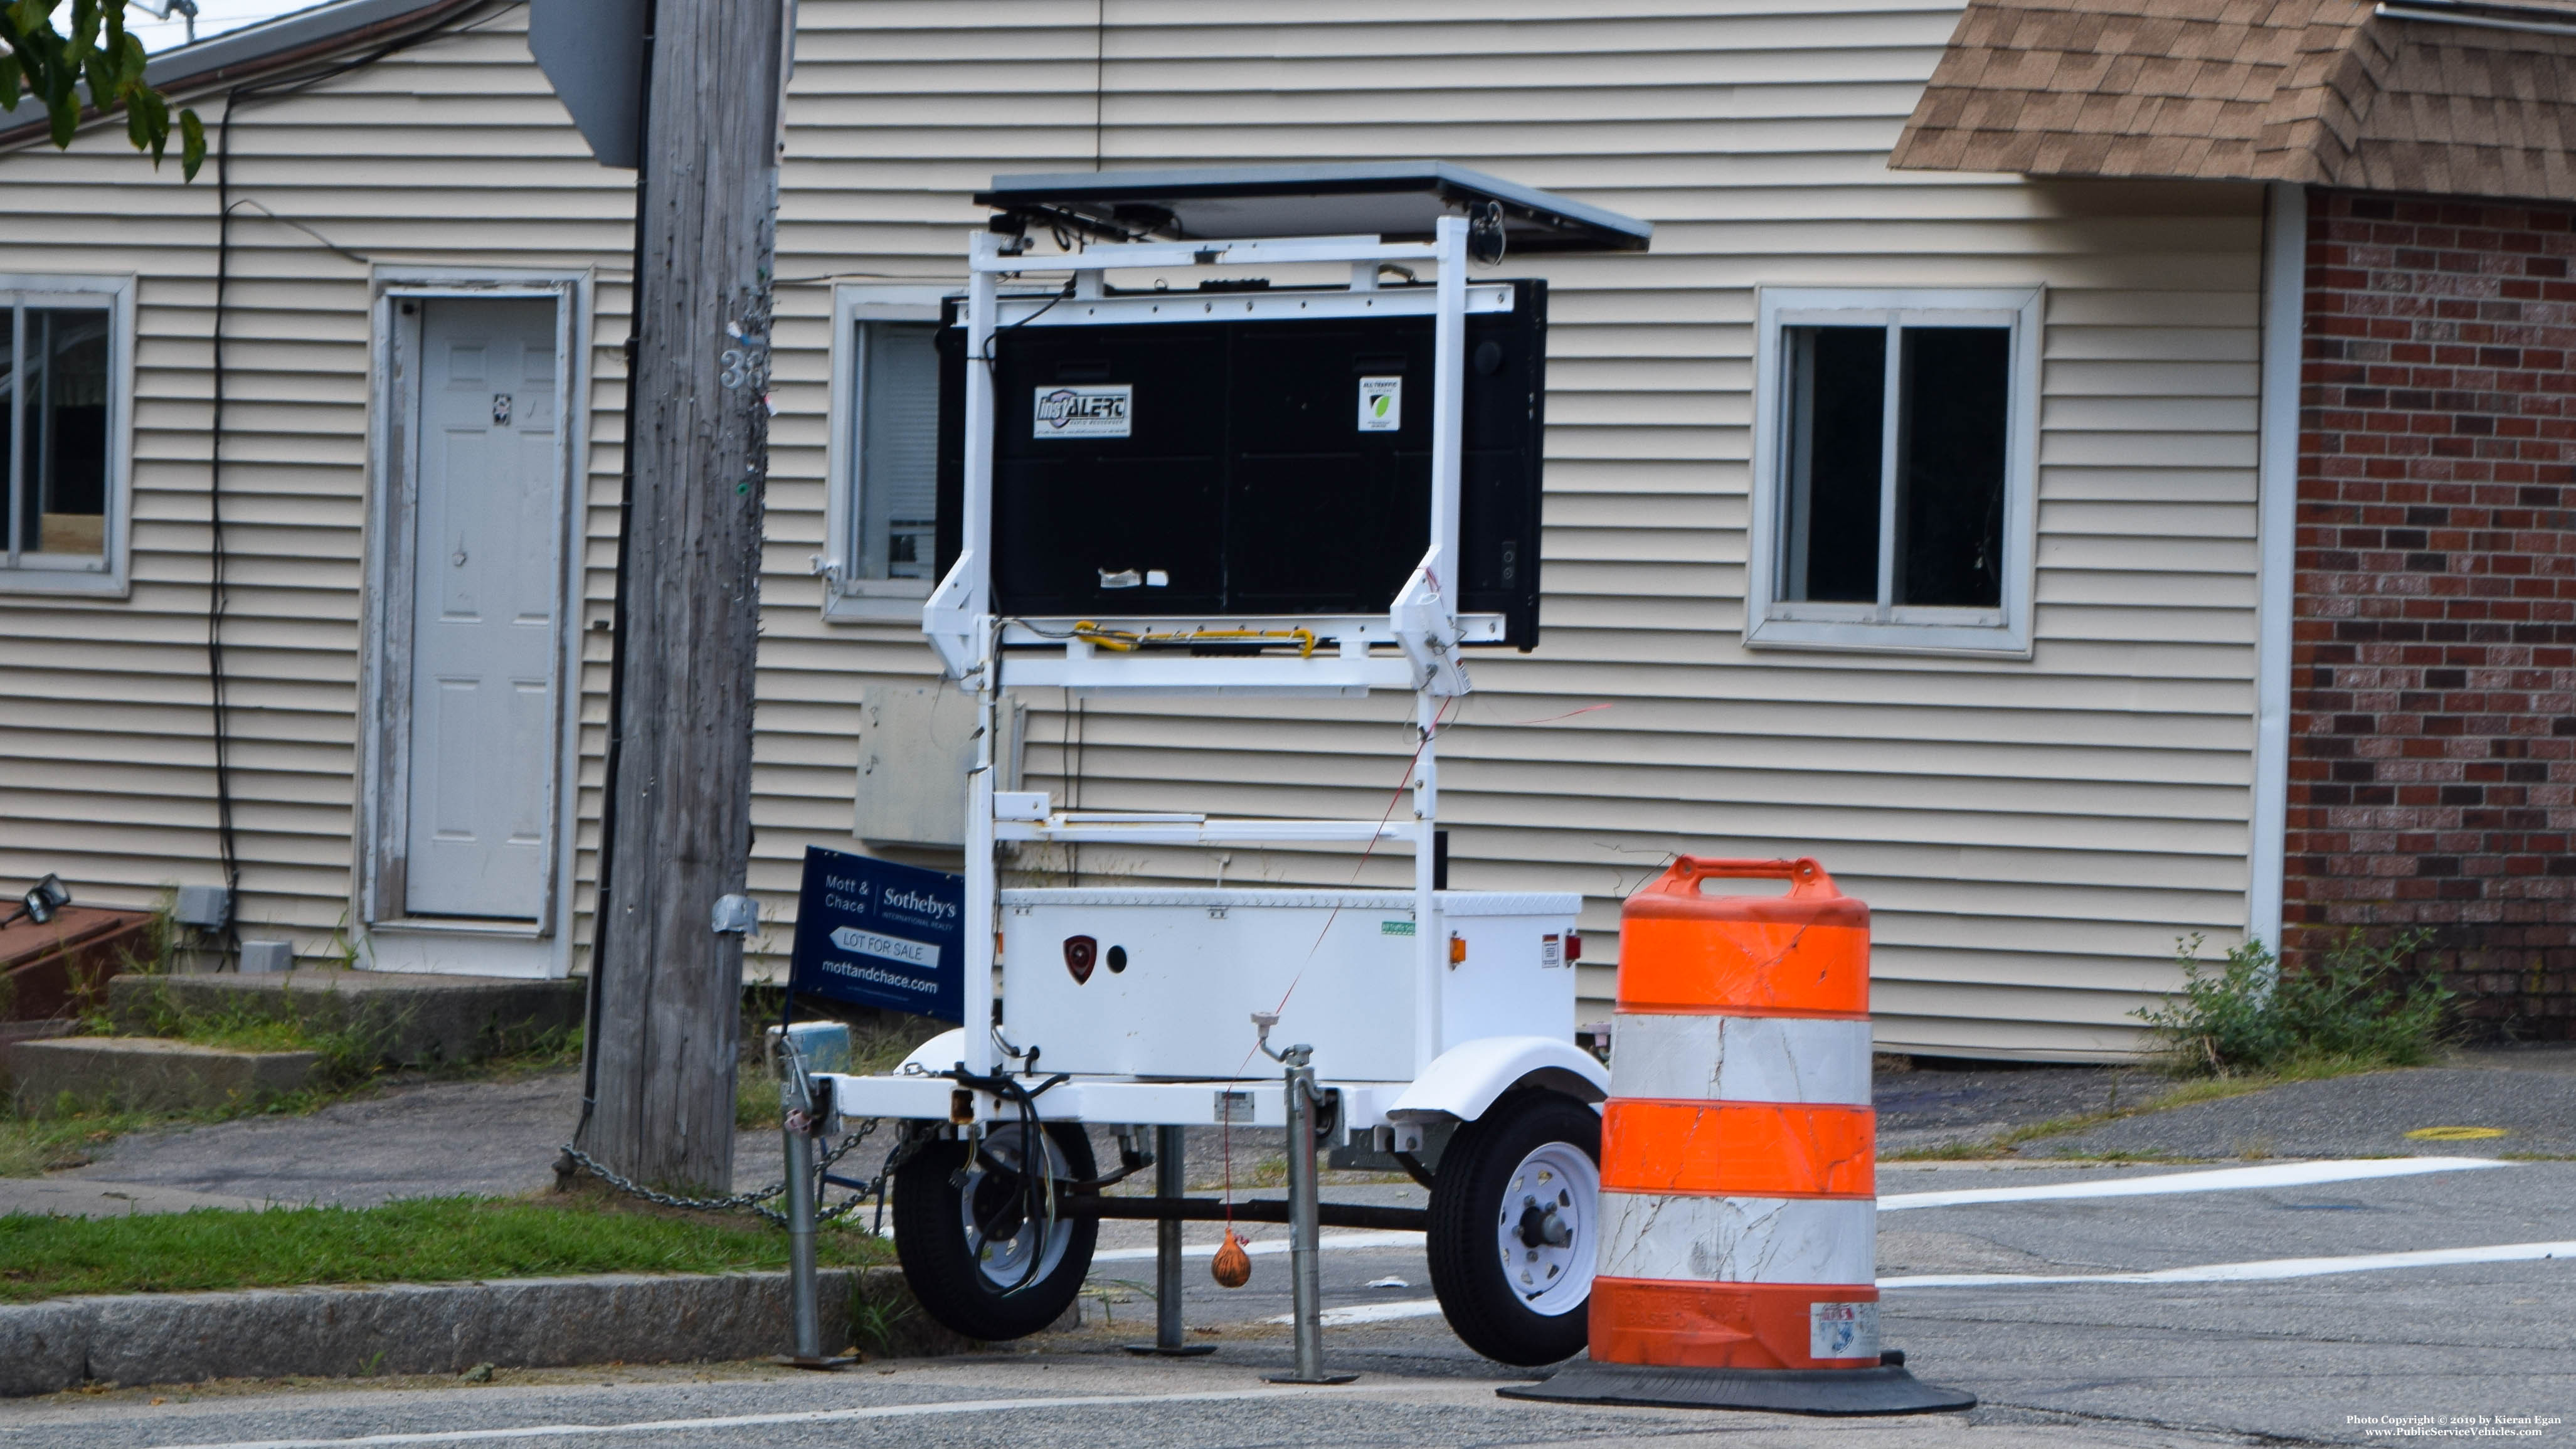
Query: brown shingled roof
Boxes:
[{"xmin": 1890, "ymin": 0, "xmax": 2576, "ymax": 203}]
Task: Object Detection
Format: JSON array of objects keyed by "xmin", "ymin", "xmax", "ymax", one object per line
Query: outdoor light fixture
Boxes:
[{"xmin": 3, "ymin": 873, "xmax": 71, "ymax": 928}]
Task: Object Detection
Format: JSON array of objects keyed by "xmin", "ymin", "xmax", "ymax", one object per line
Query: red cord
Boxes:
[{"xmin": 1216, "ymin": 695, "xmax": 1457, "ymax": 1228}]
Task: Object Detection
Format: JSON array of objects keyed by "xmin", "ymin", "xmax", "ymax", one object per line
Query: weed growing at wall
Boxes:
[{"xmin": 2138, "ymin": 930, "xmax": 2451, "ymax": 1075}]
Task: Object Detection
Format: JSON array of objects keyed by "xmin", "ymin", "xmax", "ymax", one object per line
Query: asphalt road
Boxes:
[{"xmin": 8, "ymin": 1155, "xmax": 2569, "ymax": 1448}]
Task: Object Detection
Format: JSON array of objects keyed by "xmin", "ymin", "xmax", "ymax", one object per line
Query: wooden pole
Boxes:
[{"xmin": 578, "ymin": 0, "xmax": 785, "ymax": 1193}]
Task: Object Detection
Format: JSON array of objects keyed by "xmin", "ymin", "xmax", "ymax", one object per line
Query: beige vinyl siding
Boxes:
[
  {"xmin": 0, "ymin": 12, "xmax": 635, "ymax": 962},
  {"xmin": 0, "ymin": 0, "xmax": 2263, "ymax": 1059},
  {"xmin": 758, "ymin": 2, "xmax": 2262, "ymax": 1059}
]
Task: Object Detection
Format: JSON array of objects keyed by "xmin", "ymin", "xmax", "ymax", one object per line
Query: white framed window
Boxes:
[
  {"xmin": 0, "ymin": 275, "xmax": 135, "ymax": 597},
  {"xmin": 820, "ymin": 284, "xmax": 952, "ymax": 621},
  {"xmin": 1745, "ymin": 287, "xmax": 2040, "ymax": 656}
]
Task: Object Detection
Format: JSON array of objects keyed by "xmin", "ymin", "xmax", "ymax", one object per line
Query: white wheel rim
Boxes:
[
  {"xmin": 958, "ymin": 1126, "xmax": 1074, "ymax": 1292},
  {"xmin": 1493, "ymin": 1139, "xmax": 1598, "ymax": 1316}
]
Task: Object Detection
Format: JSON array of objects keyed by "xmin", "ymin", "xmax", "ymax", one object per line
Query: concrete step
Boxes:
[
  {"xmin": 8, "ymin": 1036, "xmax": 320, "ymax": 1113},
  {"xmin": 108, "ymin": 970, "xmax": 583, "ymax": 1069}
]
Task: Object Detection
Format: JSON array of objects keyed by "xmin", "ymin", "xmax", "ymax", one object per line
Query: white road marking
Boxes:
[
  {"xmin": 145, "ymin": 1385, "xmax": 1384, "ymax": 1449},
  {"xmin": 1271, "ymin": 1297, "xmax": 1444, "ymax": 1325},
  {"xmin": 1879, "ymin": 1156, "xmax": 2504, "ymax": 1211},
  {"xmin": 1268, "ymin": 1236, "xmax": 2576, "ymax": 1322},
  {"xmin": 1101, "ymin": 1161, "xmax": 2511, "ymax": 1282},
  {"xmin": 1091, "ymin": 1228, "xmax": 1418, "ymax": 1263},
  {"xmin": 1103, "ymin": 1159, "xmax": 2509, "ymax": 1268},
  {"xmin": 1882, "ymin": 1238, "xmax": 2576, "ymax": 1290}
]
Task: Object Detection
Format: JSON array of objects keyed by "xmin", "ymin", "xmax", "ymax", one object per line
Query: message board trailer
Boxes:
[{"xmin": 815, "ymin": 163, "xmax": 1650, "ymax": 1369}]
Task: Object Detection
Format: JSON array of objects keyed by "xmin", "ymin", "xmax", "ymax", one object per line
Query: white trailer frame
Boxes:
[
  {"xmin": 899, "ymin": 216, "xmax": 1488, "ymax": 1101},
  {"xmin": 817, "ymin": 179, "xmax": 1643, "ymax": 1365}
]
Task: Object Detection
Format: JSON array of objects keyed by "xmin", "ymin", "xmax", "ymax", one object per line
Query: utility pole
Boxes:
[{"xmin": 576, "ymin": 0, "xmax": 787, "ymax": 1194}]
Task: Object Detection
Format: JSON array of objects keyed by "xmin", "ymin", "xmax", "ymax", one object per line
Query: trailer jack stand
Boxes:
[
  {"xmin": 775, "ymin": 1060, "xmax": 854, "ymax": 1371},
  {"xmin": 1261, "ymin": 1038, "xmax": 1357, "ymax": 1386},
  {"xmin": 1123, "ymin": 1125, "xmax": 1219, "ymax": 1358}
]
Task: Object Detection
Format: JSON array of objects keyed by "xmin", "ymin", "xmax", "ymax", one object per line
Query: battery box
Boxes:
[{"xmin": 996, "ymin": 887, "xmax": 1579, "ymax": 1082}]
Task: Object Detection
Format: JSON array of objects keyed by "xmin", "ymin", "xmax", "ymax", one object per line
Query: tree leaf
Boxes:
[
  {"xmin": 131, "ymin": 85, "xmax": 164, "ymax": 163},
  {"xmin": 1, "ymin": 0, "xmax": 203, "ymax": 182},
  {"xmin": 8, "ymin": 0, "xmax": 53, "ymax": 42}
]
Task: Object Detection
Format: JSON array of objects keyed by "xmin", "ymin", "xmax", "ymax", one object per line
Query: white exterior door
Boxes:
[{"xmin": 402, "ymin": 298, "xmax": 561, "ymax": 921}]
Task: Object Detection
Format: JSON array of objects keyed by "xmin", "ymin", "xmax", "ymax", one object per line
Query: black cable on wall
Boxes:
[
  {"xmin": 206, "ymin": 85, "xmax": 246, "ymax": 960},
  {"xmin": 200, "ymin": 0, "xmax": 502, "ymax": 963}
]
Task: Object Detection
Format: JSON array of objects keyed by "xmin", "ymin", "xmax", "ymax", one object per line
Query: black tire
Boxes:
[
  {"xmin": 892, "ymin": 1119, "xmax": 1098, "ymax": 1342},
  {"xmin": 1426, "ymin": 1088, "xmax": 1602, "ymax": 1366}
]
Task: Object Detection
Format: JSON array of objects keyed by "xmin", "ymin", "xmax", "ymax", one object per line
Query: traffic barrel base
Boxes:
[{"xmin": 1498, "ymin": 1354, "xmax": 1976, "ymax": 1417}]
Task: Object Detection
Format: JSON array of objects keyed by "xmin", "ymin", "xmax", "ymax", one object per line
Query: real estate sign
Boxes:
[{"xmin": 788, "ymin": 846, "xmax": 964, "ymax": 1022}]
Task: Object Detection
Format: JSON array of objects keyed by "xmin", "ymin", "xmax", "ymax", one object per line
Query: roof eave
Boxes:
[{"xmin": 0, "ymin": 0, "xmax": 482, "ymax": 157}]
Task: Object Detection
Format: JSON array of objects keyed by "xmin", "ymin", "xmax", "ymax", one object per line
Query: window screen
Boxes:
[
  {"xmin": 854, "ymin": 321, "xmax": 940, "ymax": 583},
  {"xmin": 3, "ymin": 304, "xmax": 112, "ymax": 565},
  {"xmin": 1779, "ymin": 319, "xmax": 2008, "ymax": 612}
]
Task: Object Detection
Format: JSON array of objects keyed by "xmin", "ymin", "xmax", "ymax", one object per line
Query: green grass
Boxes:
[
  {"xmin": 736, "ymin": 1056, "xmax": 785, "ymax": 1132},
  {"xmin": 0, "ymin": 1108, "xmax": 158, "ymax": 1177},
  {"xmin": 1, "ymin": 1090, "xmax": 419, "ymax": 1179},
  {"xmin": 736, "ymin": 1012, "xmax": 947, "ymax": 1132},
  {"xmin": 0, "ymin": 1191, "xmax": 893, "ymax": 1303},
  {"xmin": 454, "ymin": 1024, "xmax": 582, "ymax": 1081},
  {"xmin": 1882, "ymin": 1140, "xmax": 1996, "ymax": 1162}
]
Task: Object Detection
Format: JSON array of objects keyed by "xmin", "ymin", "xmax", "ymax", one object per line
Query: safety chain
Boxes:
[
  {"xmin": 810, "ymin": 1116, "xmax": 893, "ymax": 1224},
  {"xmin": 556, "ymin": 1116, "xmax": 888, "ymax": 1229}
]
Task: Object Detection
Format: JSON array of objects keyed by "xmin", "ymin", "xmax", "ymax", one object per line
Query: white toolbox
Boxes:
[{"xmin": 998, "ymin": 887, "xmax": 1581, "ymax": 1082}]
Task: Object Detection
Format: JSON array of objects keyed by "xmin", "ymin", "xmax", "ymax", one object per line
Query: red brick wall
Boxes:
[{"xmin": 2289, "ymin": 189, "xmax": 2576, "ymax": 1040}]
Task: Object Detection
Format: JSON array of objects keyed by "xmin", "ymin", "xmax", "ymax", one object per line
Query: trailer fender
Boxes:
[
  {"xmin": 897, "ymin": 1027, "xmax": 969, "ymax": 1077},
  {"xmin": 1386, "ymin": 1036, "xmax": 1608, "ymax": 1124}
]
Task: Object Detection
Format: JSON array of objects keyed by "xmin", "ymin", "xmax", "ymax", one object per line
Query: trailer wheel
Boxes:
[
  {"xmin": 892, "ymin": 1119, "xmax": 1098, "ymax": 1342},
  {"xmin": 1425, "ymin": 1088, "xmax": 1601, "ymax": 1366}
]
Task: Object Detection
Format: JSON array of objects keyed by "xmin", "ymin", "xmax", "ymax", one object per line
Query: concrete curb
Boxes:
[{"xmin": 0, "ymin": 1265, "xmax": 976, "ymax": 1395}]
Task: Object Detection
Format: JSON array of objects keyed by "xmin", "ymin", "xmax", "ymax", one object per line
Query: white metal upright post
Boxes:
[
  {"xmin": 1413, "ymin": 687, "xmax": 1441, "ymax": 1076},
  {"xmin": 1407, "ymin": 218, "xmax": 1468, "ymax": 1075},
  {"xmin": 957, "ymin": 239, "xmax": 1000, "ymax": 1078},
  {"xmin": 1429, "ymin": 216, "xmax": 1468, "ymax": 585},
  {"xmin": 961, "ymin": 233, "xmax": 999, "ymax": 625},
  {"xmin": 965, "ymin": 629, "xmax": 997, "ymax": 1078}
]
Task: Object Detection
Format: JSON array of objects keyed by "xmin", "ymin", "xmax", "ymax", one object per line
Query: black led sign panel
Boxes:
[{"xmin": 936, "ymin": 280, "xmax": 1549, "ymax": 649}]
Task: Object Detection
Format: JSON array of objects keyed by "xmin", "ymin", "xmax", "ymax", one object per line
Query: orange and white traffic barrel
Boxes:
[{"xmin": 1502, "ymin": 857, "xmax": 1974, "ymax": 1416}]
